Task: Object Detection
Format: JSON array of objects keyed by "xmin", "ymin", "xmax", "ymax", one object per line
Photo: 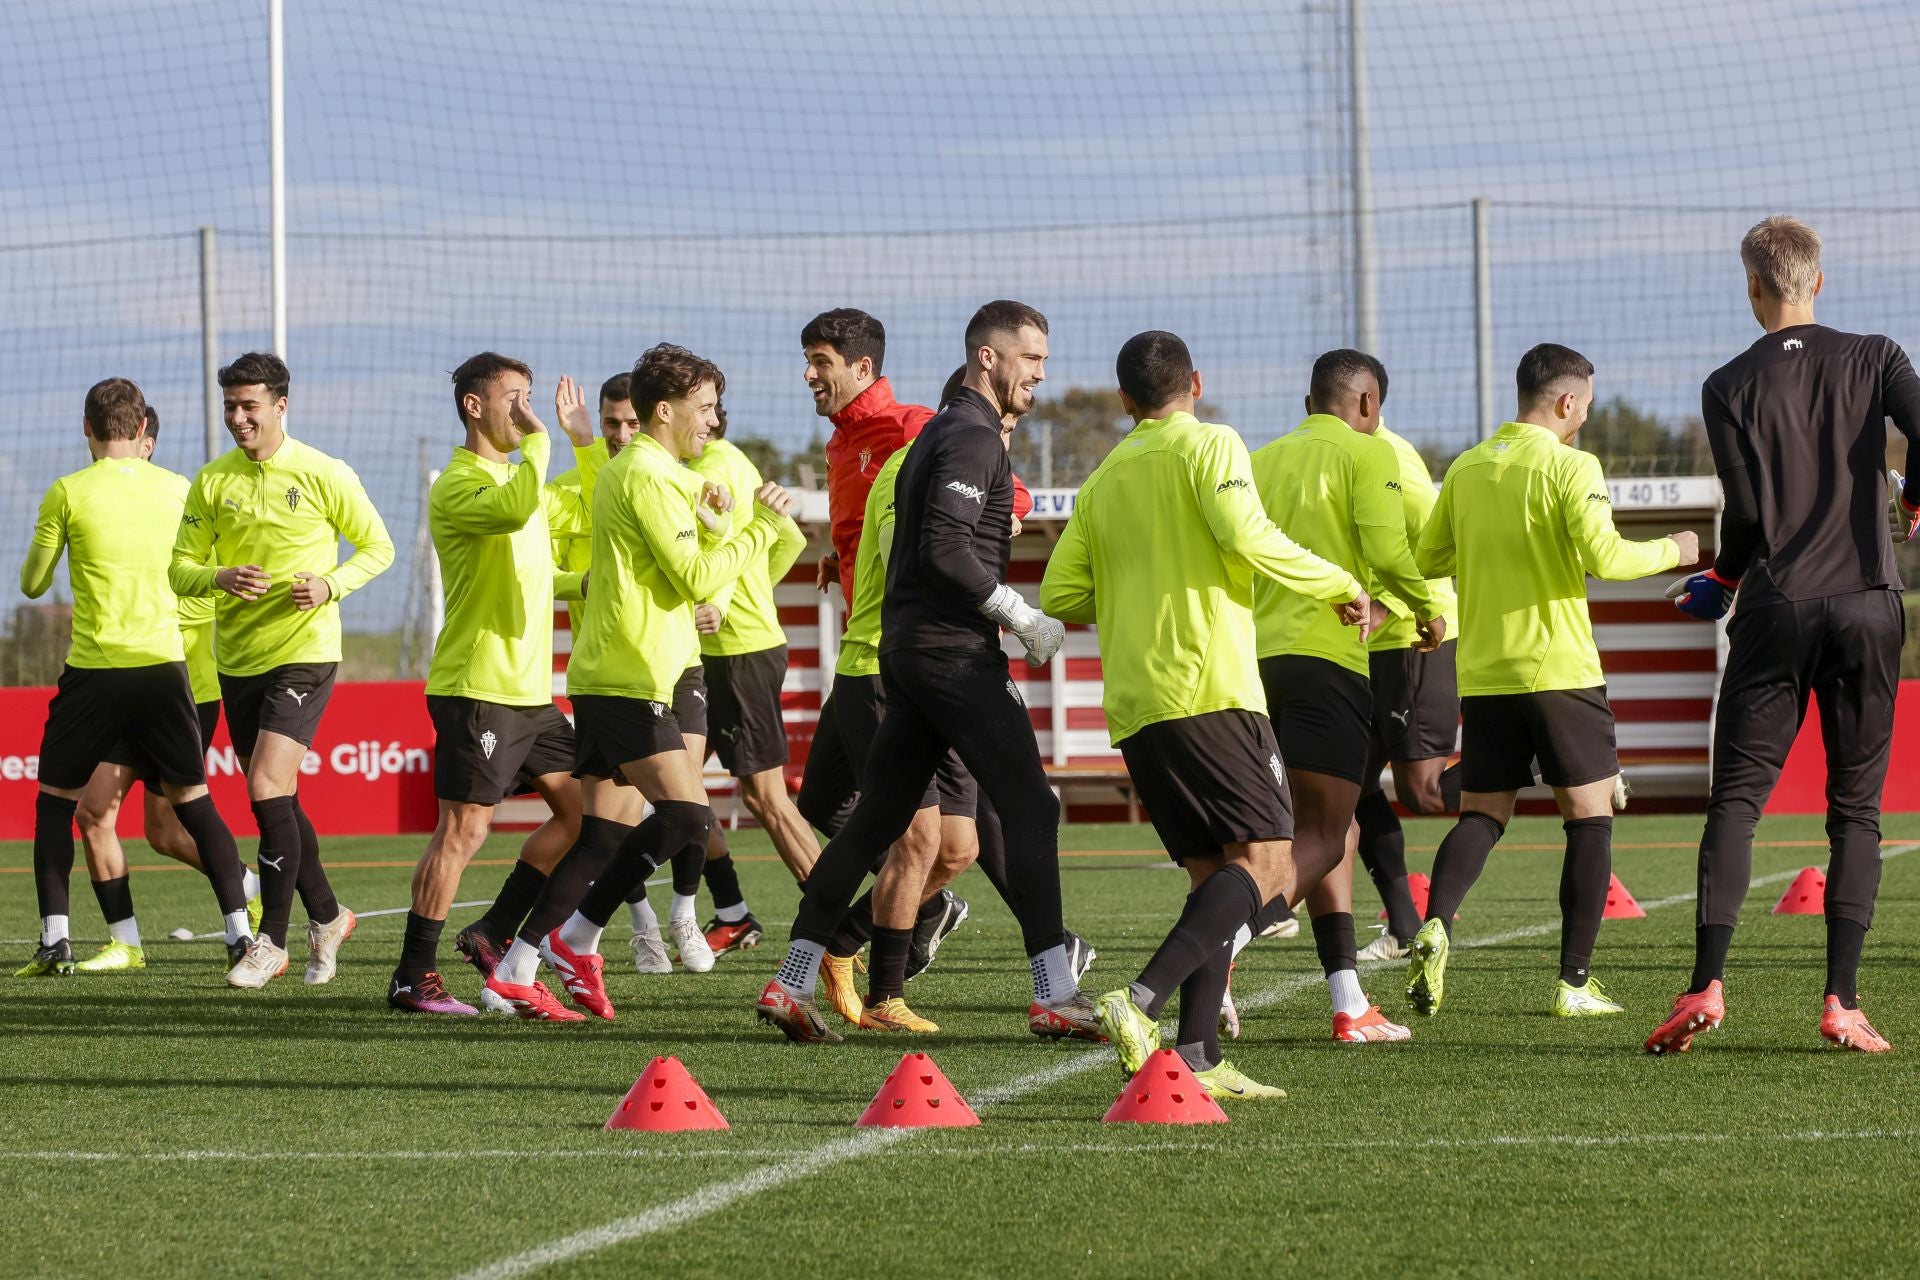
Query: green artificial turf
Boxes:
[{"xmin": 2, "ymin": 815, "xmax": 1918, "ymax": 1278}]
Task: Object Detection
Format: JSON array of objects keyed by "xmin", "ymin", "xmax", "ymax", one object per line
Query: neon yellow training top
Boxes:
[
  {"xmin": 1040, "ymin": 411, "xmax": 1362, "ymax": 744},
  {"xmin": 21, "ymin": 455, "xmax": 189, "ymax": 669},
  {"xmin": 834, "ymin": 439, "xmax": 910, "ymax": 679},
  {"xmin": 565, "ymin": 433, "xmax": 787, "ymax": 703},
  {"xmin": 1250, "ymin": 415, "xmax": 1436, "ymax": 676},
  {"xmin": 170, "ymin": 435, "xmax": 394, "ymax": 676},
  {"xmin": 179, "ymin": 596, "xmax": 218, "ymax": 702},
  {"xmin": 426, "ymin": 432, "xmax": 605, "ymax": 706},
  {"xmin": 1416, "ymin": 420, "xmax": 1680, "ymax": 696},
  {"xmin": 688, "ymin": 438, "xmax": 807, "ymax": 658},
  {"xmin": 1366, "ymin": 424, "xmax": 1458, "ymax": 653}
]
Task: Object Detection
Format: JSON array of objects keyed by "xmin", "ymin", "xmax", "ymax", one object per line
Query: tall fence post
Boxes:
[
  {"xmin": 199, "ymin": 225, "xmax": 220, "ymax": 464},
  {"xmin": 1473, "ymin": 196, "xmax": 1494, "ymax": 440},
  {"xmin": 1350, "ymin": 0, "xmax": 1377, "ymax": 354}
]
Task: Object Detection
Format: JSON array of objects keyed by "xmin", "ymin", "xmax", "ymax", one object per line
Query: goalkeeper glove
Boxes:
[
  {"xmin": 1666, "ymin": 569, "xmax": 1738, "ymax": 622},
  {"xmin": 981, "ymin": 583, "xmax": 1066, "ymax": 667},
  {"xmin": 1891, "ymin": 469, "xmax": 1920, "ymax": 543}
]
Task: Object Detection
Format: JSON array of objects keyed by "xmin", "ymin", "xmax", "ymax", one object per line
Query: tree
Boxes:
[
  {"xmin": 1008, "ymin": 388, "xmax": 1227, "ymax": 489},
  {"xmin": 1574, "ymin": 397, "xmax": 1713, "ymax": 477}
]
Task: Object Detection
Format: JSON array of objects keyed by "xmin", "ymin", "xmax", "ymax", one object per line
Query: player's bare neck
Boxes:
[{"xmin": 1758, "ymin": 302, "xmax": 1817, "ymax": 335}]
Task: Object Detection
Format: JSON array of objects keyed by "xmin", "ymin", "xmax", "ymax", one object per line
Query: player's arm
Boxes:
[
  {"xmin": 1414, "ymin": 472, "xmax": 1457, "ymax": 578},
  {"xmin": 1200, "ymin": 430, "xmax": 1363, "ymax": 603},
  {"xmin": 640, "ymin": 473, "xmax": 784, "ymax": 603},
  {"xmin": 1698, "ymin": 380, "xmax": 1761, "ymax": 582},
  {"xmin": 169, "ymin": 475, "xmax": 241, "ymax": 598},
  {"xmin": 921, "ymin": 430, "xmax": 1065, "ymax": 664},
  {"xmin": 313, "ymin": 462, "xmax": 396, "ymax": 605},
  {"xmin": 767, "ymin": 509, "xmax": 808, "ymax": 585},
  {"xmin": 1881, "ymin": 339, "xmax": 1920, "ymax": 539},
  {"xmin": 440, "ymin": 432, "xmax": 552, "ymax": 536},
  {"xmin": 19, "ymin": 481, "xmax": 69, "ymax": 598},
  {"xmin": 1353, "ymin": 440, "xmax": 1439, "ymax": 640},
  {"xmin": 1037, "ymin": 498, "xmax": 1097, "ymax": 624},
  {"xmin": 1561, "ymin": 452, "xmax": 1690, "ymax": 581}
]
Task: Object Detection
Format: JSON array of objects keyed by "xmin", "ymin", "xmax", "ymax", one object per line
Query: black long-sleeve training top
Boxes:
[
  {"xmin": 1702, "ymin": 323, "xmax": 1920, "ymax": 607},
  {"xmin": 881, "ymin": 387, "xmax": 1015, "ymax": 657}
]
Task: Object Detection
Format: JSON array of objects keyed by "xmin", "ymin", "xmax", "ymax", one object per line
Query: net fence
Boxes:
[{"xmin": 4, "ymin": 0, "xmax": 1917, "ymax": 676}]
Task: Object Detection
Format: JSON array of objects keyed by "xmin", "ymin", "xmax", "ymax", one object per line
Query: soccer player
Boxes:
[
  {"xmin": 72, "ymin": 405, "xmax": 260, "ymax": 970},
  {"xmin": 684, "ymin": 399, "xmax": 813, "ymax": 949},
  {"xmin": 171, "ymin": 352, "xmax": 395, "ymax": 989},
  {"xmin": 1250, "ymin": 349, "xmax": 1440, "ymax": 1043},
  {"xmin": 1405, "ymin": 344, "xmax": 1698, "ymax": 1018},
  {"xmin": 1646, "ymin": 216, "xmax": 1920, "ymax": 1055},
  {"xmin": 386, "ymin": 356, "xmax": 605, "ymax": 1014},
  {"xmin": 1353, "ymin": 355, "xmax": 1462, "ymax": 961},
  {"xmin": 1046, "ymin": 331, "xmax": 1369, "ymax": 1097},
  {"xmin": 16, "ymin": 379, "xmax": 248, "ymax": 979},
  {"xmin": 480, "ymin": 343, "xmax": 796, "ymax": 1020},
  {"xmin": 757, "ymin": 300, "xmax": 1092, "ymax": 1044}
]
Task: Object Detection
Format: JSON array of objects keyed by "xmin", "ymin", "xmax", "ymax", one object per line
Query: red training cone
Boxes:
[
  {"xmin": 855, "ymin": 1052, "xmax": 980, "ymax": 1129},
  {"xmin": 1772, "ymin": 866, "xmax": 1826, "ymax": 915},
  {"xmin": 605, "ymin": 1056, "xmax": 729, "ymax": 1131},
  {"xmin": 1381, "ymin": 872, "xmax": 1455, "ymax": 922},
  {"xmin": 1101, "ymin": 1049, "xmax": 1230, "ymax": 1126},
  {"xmin": 1602, "ymin": 873, "xmax": 1646, "ymax": 919}
]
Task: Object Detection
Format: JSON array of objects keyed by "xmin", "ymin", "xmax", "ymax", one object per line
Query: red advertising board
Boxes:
[
  {"xmin": 1765, "ymin": 679, "xmax": 1920, "ymax": 815},
  {"xmin": 0, "ymin": 681, "xmax": 438, "ymax": 838}
]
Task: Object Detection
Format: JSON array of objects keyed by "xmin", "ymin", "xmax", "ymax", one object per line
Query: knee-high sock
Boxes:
[
  {"xmin": 1425, "ymin": 811, "xmax": 1505, "ymax": 933},
  {"xmin": 1355, "ymin": 789, "xmax": 1419, "ymax": 941},
  {"xmin": 250, "ymin": 796, "xmax": 302, "ymax": 947},
  {"xmin": 580, "ymin": 802, "xmax": 713, "ymax": 930},
  {"xmin": 1174, "ymin": 943, "xmax": 1234, "ymax": 1072},
  {"xmin": 1558, "ymin": 816, "xmax": 1612, "ymax": 986},
  {"xmin": 290, "ymin": 796, "xmax": 339, "ymax": 922},
  {"xmin": 512, "ymin": 816, "xmax": 632, "ymax": 947},
  {"xmin": 173, "ymin": 795, "xmax": 247, "ymax": 915},
  {"xmin": 472, "ymin": 860, "xmax": 548, "ymax": 943},
  {"xmin": 1131, "ymin": 863, "xmax": 1263, "ymax": 1018},
  {"xmin": 33, "ymin": 792, "xmax": 79, "ymax": 922}
]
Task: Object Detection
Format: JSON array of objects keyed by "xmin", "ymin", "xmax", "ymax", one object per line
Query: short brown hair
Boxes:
[
  {"xmin": 630, "ymin": 343, "xmax": 724, "ymax": 420},
  {"xmin": 450, "ymin": 351, "xmax": 532, "ymax": 420},
  {"xmin": 1741, "ymin": 215, "xmax": 1822, "ymax": 305},
  {"xmin": 218, "ymin": 351, "xmax": 289, "ymax": 400},
  {"xmin": 801, "ymin": 309, "xmax": 886, "ymax": 374},
  {"xmin": 598, "ymin": 372, "xmax": 632, "ymax": 406},
  {"xmin": 965, "ymin": 300, "xmax": 1048, "ymax": 355},
  {"xmin": 85, "ymin": 378, "xmax": 148, "ymax": 441}
]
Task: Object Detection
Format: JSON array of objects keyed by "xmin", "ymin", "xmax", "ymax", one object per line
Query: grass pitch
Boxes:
[{"xmin": 3, "ymin": 813, "xmax": 1919, "ymax": 1278}]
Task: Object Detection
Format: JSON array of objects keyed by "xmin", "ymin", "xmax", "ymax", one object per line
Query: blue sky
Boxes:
[{"xmin": 4, "ymin": 0, "xmax": 1917, "ymax": 628}]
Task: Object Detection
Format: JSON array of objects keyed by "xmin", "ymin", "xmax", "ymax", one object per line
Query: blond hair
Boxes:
[{"xmin": 1740, "ymin": 215, "xmax": 1822, "ymax": 304}]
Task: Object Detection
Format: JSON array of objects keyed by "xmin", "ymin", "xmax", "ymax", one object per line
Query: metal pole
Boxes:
[
  {"xmin": 1039, "ymin": 420, "xmax": 1054, "ymax": 489},
  {"xmin": 269, "ymin": 0, "xmax": 287, "ymax": 359},
  {"xmin": 199, "ymin": 226, "xmax": 221, "ymax": 463},
  {"xmin": 1473, "ymin": 196, "xmax": 1494, "ymax": 439},
  {"xmin": 1349, "ymin": 0, "xmax": 1377, "ymax": 353}
]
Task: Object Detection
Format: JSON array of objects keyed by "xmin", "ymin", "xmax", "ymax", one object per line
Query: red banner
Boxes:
[
  {"xmin": 1766, "ymin": 679, "xmax": 1920, "ymax": 815},
  {"xmin": 0, "ymin": 681, "xmax": 438, "ymax": 838}
]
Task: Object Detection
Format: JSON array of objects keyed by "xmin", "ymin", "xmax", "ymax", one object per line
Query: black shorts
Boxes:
[
  {"xmin": 672, "ymin": 665, "xmax": 709, "ymax": 741},
  {"xmin": 1259, "ymin": 654, "xmax": 1373, "ymax": 785},
  {"xmin": 38, "ymin": 663, "xmax": 207, "ymax": 792},
  {"xmin": 1460, "ymin": 687, "xmax": 1618, "ymax": 792},
  {"xmin": 1368, "ymin": 639, "xmax": 1459, "ymax": 762},
  {"xmin": 800, "ymin": 674, "xmax": 975, "ymax": 827},
  {"xmin": 219, "ymin": 662, "xmax": 337, "ymax": 757},
  {"xmin": 101, "ymin": 700, "xmax": 221, "ymax": 790},
  {"xmin": 428, "ymin": 696, "xmax": 575, "ymax": 806},
  {"xmin": 571, "ymin": 693, "xmax": 684, "ymax": 783},
  {"xmin": 702, "ymin": 646, "xmax": 790, "ymax": 778},
  {"xmin": 1119, "ymin": 709, "xmax": 1293, "ymax": 864}
]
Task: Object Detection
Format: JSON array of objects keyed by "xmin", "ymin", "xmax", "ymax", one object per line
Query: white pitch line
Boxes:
[{"xmin": 185, "ymin": 899, "xmax": 494, "ymax": 941}]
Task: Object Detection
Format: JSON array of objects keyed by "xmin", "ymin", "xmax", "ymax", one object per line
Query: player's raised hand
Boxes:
[
  {"xmin": 1668, "ymin": 530, "xmax": 1701, "ymax": 566},
  {"xmin": 755, "ymin": 481, "xmax": 794, "ymax": 518},
  {"xmin": 215, "ymin": 564, "xmax": 271, "ymax": 601},
  {"xmin": 509, "ymin": 391, "xmax": 549, "ymax": 438},
  {"xmin": 553, "ymin": 376, "xmax": 595, "ymax": 447},
  {"xmin": 290, "ymin": 571, "xmax": 332, "ymax": 611}
]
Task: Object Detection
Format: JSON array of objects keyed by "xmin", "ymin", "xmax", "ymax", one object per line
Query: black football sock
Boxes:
[
  {"xmin": 581, "ymin": 802, "xmax": 712, "ymax": 930},
  {"xmin": 172, "ymin": 795, "xmax": 247, "ymax": 915},
  {"xmin": 1689, "ymin": 924, "xmax": 1734, "ymax": 993},
  {"xmin": 90, "ymin": 874, "xmax": 135, "ymax": 928},
  {"xmin": 1174, "ymin": 943, "xmax": 1233, "ymax": 1073},
  {"xmin": 249, "ymin": 796, "xmax": 302, "ymax": 947},
  {"xmin": 1439, "ymin": 762, "xmax": 1462, "ymax": 813},
  {"xmin": 702, "ymin": 850, "xmax": 746, "ymax": 912},
  {"xmin": 1825, "ymin": 918, "xmax": 1867, "ymax": 1009},
  {"xmin": 1558, "ymin": 816, "xmax": 1613, "ymax": 987},
  {"xmin": 1355, "ymin": 789, "xmax": 1419, "ymax": 941},
  {"xmin": 398, "ymin": 912, "xmax": 443, "ymax": 979},
  {"xmin": 513, "ymin": 816, "xmax": 631, "ymax": 946},
  {"xmin": 1132, "ymin": 863, "xmax": 1262, "ymax": 1019},
  {"xmin": 670, "ymin": 833, "xmax": 705, "ymax": 898},
  {"xmin": 1425, "ymin": 811, "xmax": 1505, "ymax": 935},
  {"xmin": 1252, "ymin": 895, "xmax": 1294, "ymax": 933},
  {"xmin": 1311, "ymin": 911, "xmax": 1358, "ymax": 978},
  {"xmin": 866, "ymin": 926, "xmax": 912, "ymax": 1006},
  {"xmin": 472, "ymin": 860, "xmax": 548, "ymax": 942},
  {"xmin": 32, "ymin": 792, "xmax": 79, "ymax": 921},
  {"xmin": 830, "ymin": 892, "xmax": 876, "ymax": 959},
  {"xmin": 290, "ymin": 796, "xmax": 340, "ymax": 923}
]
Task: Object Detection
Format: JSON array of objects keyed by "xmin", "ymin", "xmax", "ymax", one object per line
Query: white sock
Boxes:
[
  {"xmin": 774, "ymin": 939, "xmax": 826, "ymax": 999},
  {"xmin": 1030, "ymin": 944, "xmax": 1077, "ymax": 1005},
  {"xmin": 242, "ymin": 868, "xmax": 260, "ymax": 899},
  {"xmin": 498, "ymin": 938, "xmax": 542, "ymax": 986},
  {"xmin": 670, "ymin": 892, "xmax": 698, "ymax": 925},
  {"xmin": 1230, "ymin": 922, "xmax": 1253, "ymax": 960},
  {"xmin": 42, "ymin": 915, "xmax": 69, "ymax": 946},
  {"xmin": 223, "ymin": 910, "xmax": 250, "ymax": 945},
  {"xmin": 1328, "ymin": 967, "xmax": 1368, "ymax": 1018},
  {"xmin": 108, "ymin": 916, "xmax": 141, "ymax": 947},
  {"xmin": 556, "ymin": 911, "xmax": 604, "ymax": 955},
  {"xmin": 627, "ymin": 898, "xmax": 660, "ymax": 935},
  {"xmin": 715, "ymin": 901, "xmax": 749, "ymax": 923}
]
